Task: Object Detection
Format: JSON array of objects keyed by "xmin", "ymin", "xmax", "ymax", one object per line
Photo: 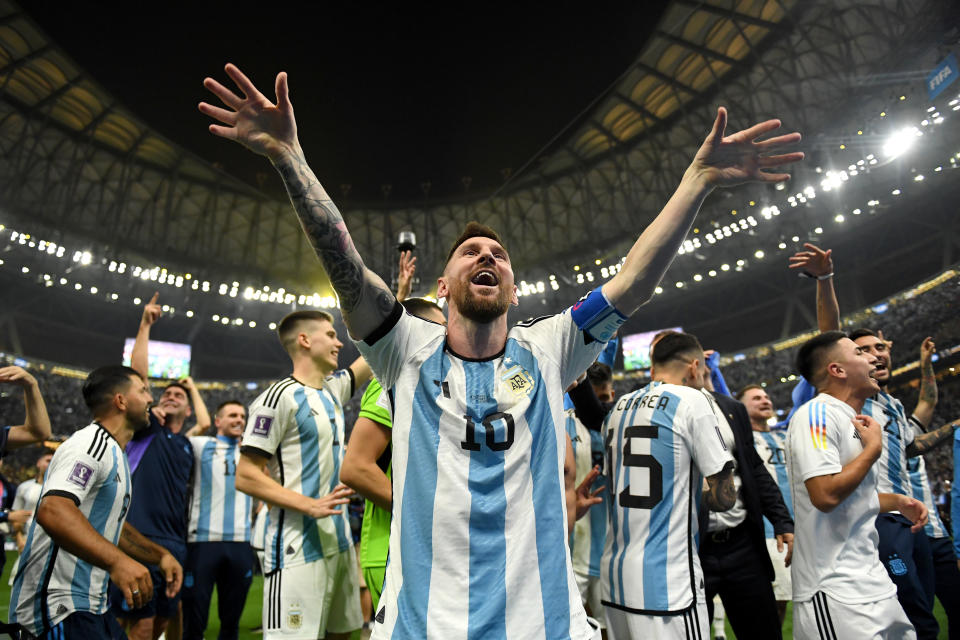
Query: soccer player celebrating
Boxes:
[
  {"xmin": 738, "ymin": 385, "xmax": 793, "ymax": 624},
  {"xmin": 789, "ymin": 332, "xmax": 927, "ymax": 639},
  {"xmin": 603, "ymin": 332, "xmax": 736, "ymax": 638},
  {"xmin": 181, "ymin": 400, "xmax": 255, "ymax": 640},
  {"xmin": 200, "ymin": 62, "xmax": 802, "ymax": 639},
  {"xmin": 11, "ymin": 366, "xmax": 183, "ymax": 638},
  {"xmin": 236, "ymin": 310, "xmax": 371, "ymax": 640}
]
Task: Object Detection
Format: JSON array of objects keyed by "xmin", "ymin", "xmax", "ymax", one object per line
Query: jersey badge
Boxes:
[
  {"xmin": 501, "ymin": 362, "xmax": 535, "ymax": 399},
  {"xmin": 887, "ymin": 553, "xmax": 908, "ymax": 576},
  {"xmin": 288, "ymin": 603, "xmax": 303, "ymax": 630},
  {"xmin": 68, "ymin": 462, "xmax": 94, "ymax": 489},
  {"xmin": 252, "ymin": 416, "xmax": 273, "ymax": 436}
]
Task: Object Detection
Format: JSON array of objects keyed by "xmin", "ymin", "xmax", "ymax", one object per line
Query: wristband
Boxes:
[
  {"xmin": 798, "ymin": 271, "xmax": 834, "ymax": 280},
  {"xmin": 570, "ymin": 286, "xmax": 628, "ymax": 343}
]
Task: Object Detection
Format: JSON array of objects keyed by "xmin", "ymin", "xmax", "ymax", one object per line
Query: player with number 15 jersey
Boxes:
[{"xmin": 602, "ymin": 381, "xmax": 732, "ymax": 638}]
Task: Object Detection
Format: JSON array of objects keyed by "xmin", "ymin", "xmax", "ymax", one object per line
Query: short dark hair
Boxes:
[
  {"xmin": 848, "ymin": 328, "xmax": 877, "ymax": 341},
  {"xmin": 651, "ymin": 332, "xmax": 703, "ymax": 367},
  {"xmin": 735, "ymin": 384, "xmax": 764, "ymax": 401},
  {"xmin": 277, "ymin": 310, "xmax": 336, "ymax": 354},
  {"xmin": 445, "ymin": 221, "xmax": 507, "ymax": 265},
  {"xmin": 37, "ymin": 447, "xmax": 55, "ymax": 459},
  {"xmin": 215, "ymin": 400, "xmax": 246, "ymax": 416},
  {"xmin": 163, "ymin": 382, "xmax": 189, "ymax": 398},
  {"xmin": 82, "ymin": 365, "xmax": 142, "ymax": 413},
  {"xmin": 401, "ymin": 297, "xmax": 443, "ymax": 320},
  {"xmin": 795, "ymin": 330, "xmax": 847, "ymax": 384},
  {"xmin": 586, "ymin": 362, "xmax": 613, "ymax": 387}
]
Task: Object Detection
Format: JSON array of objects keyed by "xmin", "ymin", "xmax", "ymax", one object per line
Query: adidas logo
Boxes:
[
  {"xmin": 376, "ymin": 606, "xmax": 386, "ymax": 624},
  {"xmin": 286, "ymin": 545, "xmax": 295, "ymax": 555},
  {"xmin": 57, "ymin": 604, "xmax": 68, "ymax": 616}
]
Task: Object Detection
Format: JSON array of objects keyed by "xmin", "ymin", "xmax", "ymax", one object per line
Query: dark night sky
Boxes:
[{"xmin": 22, "ymin": 1, "xmax": 670, "ymax": 202}]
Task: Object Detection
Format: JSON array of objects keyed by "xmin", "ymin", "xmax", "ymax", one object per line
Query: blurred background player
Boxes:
[
  {"xmin": 236, "ymin": 310, "xmax": 371, "ymax": 640},
  {"xmin": 182, "ymin": 400, "xmax": 254, "ymax": 640},
  {"xmin": 110, "ymin": 294, "xmax": 207, "ymax": 640},
  {"xmin": 738, "ymin": 385, "xmax": 793, "ymax": 625},
  {"xmin": 11, "ymin": 365, "xmax": 183, "ymax": 639},
  {"xmin": 602, "ymin": 332, "xmax": 736, "ymax": 638},
  {"xmin": 789, "ymin": 332, "xmax": 926, "ymax": 639},
  {"xmin": 9, "ymin": 447, "xmax": 55, "ymax": 586}
]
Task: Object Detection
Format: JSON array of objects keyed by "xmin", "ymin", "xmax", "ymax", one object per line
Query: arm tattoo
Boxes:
[
  {"xmin": 909, "ymin": 422, "xmax": 956, "ymax": 456},
  {"xmin": 274, "ymin": 154, "xmax": 394, "ymax": 316},
  {"xmin": 704, "ymin": 462, "xmax": 737, "ymax": 512},
  {"xmin": 919, "ymin": 358, "xmax": 938, "ymax": 405}
]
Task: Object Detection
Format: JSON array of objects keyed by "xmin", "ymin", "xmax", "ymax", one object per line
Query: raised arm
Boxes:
[
  {"xmin": 131, "ymin": 292, "xmax": 161, "ymax": 380},
  {"xmin": 179, "ymin": 376, "xmax": 212, "ymax": 437},
  {"xmin": 913, "ymin": 337, "xmax": 938, "ymax": 428},
  {"xmin": 788, "ymin": 243, "xmax": 839, "ymax": 332},
  {"xmin": 200, "ymin": 64, "xmax": 394, "ymax": 339},
  {"xmin": 0, "ymin": 366, "xmax": 52, "ymax": 449},
  {"xmin": 602, "ymin": 108, "xmax": 802, "ymax": 313},
  {"xmin": 396, "ymin": 250, "xmax": 417, "ymax": 302}
]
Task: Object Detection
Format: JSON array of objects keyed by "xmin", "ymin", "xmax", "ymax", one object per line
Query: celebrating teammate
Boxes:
[
  {"xmin": 602, "ymin": 332, "xmax": 736, "ymax": 638},
  {"xmin": 199, "ymin": 61, "xmax": 802, "ymax": 639},
  {"xmin": 182, "ymin": 400, "xmax": 255, "ymax": 640},
  {"xmin": 11, "ymin": 366, "xmax": 183, "ymax": 638},
  {"xmin": 236, "ymin": 310, "xmax": 371, "ymax": 639},
  {"xmin": 788, "ymin": 332, "xmax": 927, "ymax": 639}
]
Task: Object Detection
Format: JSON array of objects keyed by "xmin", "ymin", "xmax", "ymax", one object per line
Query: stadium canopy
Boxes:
[{"xmin": 1, "ymin": 0, "xmax": 960, "ymax": 372}]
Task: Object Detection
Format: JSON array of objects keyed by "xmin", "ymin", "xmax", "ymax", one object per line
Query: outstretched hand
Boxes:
[
  {"xmin": 689, "ymin": 107, "xmax": 803, "ymax": 188},
  {"xmin": 396, "ymin": 250, "xmax": 417, "ymax": 301},
  {"xmin": 200, "ymin": 63, "xmax": 299, "ymax": 161},
  {"xmin": 788, "ymin": 243, "xmax": 833, "ymax": 277},
  {"xmin": 574, "ymin": 466, "xmax": 605, "ymax": 521}
]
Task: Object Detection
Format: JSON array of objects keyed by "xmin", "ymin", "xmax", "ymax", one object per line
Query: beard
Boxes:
[
  {"xmin": 448, "ymin": 279, "xmax": 512, "ymax": 323},
  {"xmin": 129, "ymin": 406, "xmax": 151, "ymax": 431}
]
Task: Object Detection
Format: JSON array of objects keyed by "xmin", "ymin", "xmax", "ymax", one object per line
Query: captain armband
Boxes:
[{"xmin": 569, "ymin": 286, "xmax": 628, "ymax": 343}]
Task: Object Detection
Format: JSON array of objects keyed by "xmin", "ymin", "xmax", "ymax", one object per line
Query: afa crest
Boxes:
[
  {"xmin": 887, "ymin": 554, "xmax": 908, "ymax": 576},
  {"xmin": 288, "ymin": 604, "xmax": 303, "ymax": 629},
  {"xmin": 501, "ymin": 362, "xmax": 534, "ymax": 398}
]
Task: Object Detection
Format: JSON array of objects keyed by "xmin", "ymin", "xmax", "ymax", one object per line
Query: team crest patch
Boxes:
[
  {"xmin": 252, "ymin": 415, "xmax": 273, "ymax": 436},
  {"xmin": 288, "ymin": 603, "xmax": 303, "ymax": 630},
  {"xmin": 501, "ymin": 361, "xmax": 534, "ymax": 398},
  {"xmin": 887, "ymin": 553, "xmax": 908, "ymax": 576},
  {"xmin": 68, "ymin": 462, "xmax": 94, "ymax": 489}
]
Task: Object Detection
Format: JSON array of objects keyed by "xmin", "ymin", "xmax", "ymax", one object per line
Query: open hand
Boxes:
[
  {"xmin": 396, "ymin": 250, "xmax": 417, "ymax": 301},
  {"xmin": 304, "ymin": 484, "xmax": 354, "ymax": 518},
  {"xmin": 200, "ymin": 63, "xmax": 299, "ymax": 161},
  {"xmin": 788, "ymin": 243, "xmax": 833, "ymax": 277},
  {"xmin": 575, "ymin": 466, "xmax": 605, "ymax": 521},
  {"xmin": 688, "ymin": 107, "xmax": 803, "ymax": 188}
]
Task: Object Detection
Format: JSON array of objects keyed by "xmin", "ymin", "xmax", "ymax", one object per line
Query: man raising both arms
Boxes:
[
  {"xmin": 200, "ymin": 62, "xmax": 802, "ymax": 639},
  {"xmin": 789, "ymin": 332, "xmax": 926, "ymax": 639},
  {"xmin": 236, "ymin": 310, "xmax": 371, "ymax": 640}
]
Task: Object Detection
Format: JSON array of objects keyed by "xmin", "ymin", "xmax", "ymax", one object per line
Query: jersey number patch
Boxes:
[
  {"xmin": 608, "ymin": 425, "xmax": 664, "ymax": 509},
  {"xmin": 461, "ymin": 412, "xmax": 515, "ymax": 452}
]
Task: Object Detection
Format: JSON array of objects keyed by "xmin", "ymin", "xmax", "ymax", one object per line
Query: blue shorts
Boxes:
[
  {"xmin": 43, "ymin": 611, "xmax": 127, "ymax": 639},
  {"xmin": 109, "ymin": 540, "xmax": 186, "ymax": 621}
]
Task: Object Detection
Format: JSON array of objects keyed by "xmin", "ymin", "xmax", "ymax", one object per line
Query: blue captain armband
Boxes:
[{"xmin": 569, "ymin": 286, "xmax": 628, "ymax": 343}]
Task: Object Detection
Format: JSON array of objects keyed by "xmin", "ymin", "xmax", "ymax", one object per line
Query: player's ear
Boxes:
[
  {"xmin": 827, "ymin": 362, "xmax": 845, "ymax": 380},
  {"xmin": 510, "ymin": 284, "xmax": 519, "ymax": 306},
  {"xmin": 113, "ymin": 391, "xmax": 127, "ymax": 413},
  {"xmin": 436, "ymin": 276, "xmax": 449, "ymax": 299},
  {"xmin": 297, "ymin": 331, "xmax": 311, "ymax": 351}
]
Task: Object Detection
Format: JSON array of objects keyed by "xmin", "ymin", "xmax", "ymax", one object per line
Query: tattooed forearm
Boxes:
[
  {"xmin": 907, "ymin": 421, "xmax": 957, "ymax": 456},
  {"xmin": 119, "ymin": 524, "xmax": 163, "ymax": 565},
  {"xmin": 919, "ymin": 358, "xmax": 938, "ymax": 406},
  {"xmin": 704, "ymin": 462, "xmax": 737, "ymax": 512}
]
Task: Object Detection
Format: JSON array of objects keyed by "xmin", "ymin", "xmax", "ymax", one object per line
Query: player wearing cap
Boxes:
[
  {"xmin": 789, "ymin": 332, "xmax": 926, "ymax": 639},
  {"xmin": 199, "ymin": 60, "xmax": 802, "ymax": 638}
]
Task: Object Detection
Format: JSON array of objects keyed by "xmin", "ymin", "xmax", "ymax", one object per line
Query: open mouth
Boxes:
[{"xmin": 470, "ymin": 269, "xmax": 499, "ymax": 287}]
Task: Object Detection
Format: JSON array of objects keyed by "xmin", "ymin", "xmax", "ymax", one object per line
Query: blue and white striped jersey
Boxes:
[
  {"xmin": 11, "ymin": 423, "xmax": 131, "ymax": 636},
  {"xmin": 357, "ymin": 306, "xmax": 607, "ymax": 640},
  {"xmin": 905, "ymin": 421, "xmax": 948, "ymax": 538},
  {"xmin": 601, "ymin": 382, "xmax": 732, "ymax": 614},
  {"xmin": 752, "ymin": 428, "xmax": 793, "ymax": 538},
  {"xmin": 240, "ymin": 371, "xmax": 355, "ymax": 572},
  {"xmin": 861, "ymin": 391, "xmax": 914, "ymax": 496},
  {"xmin": 565, "ymin": 409, "xmax": 607, "ymax": 579},
  {"xmin": 187, "ymin": 435, "xmax": 252, "ymax": 543}
]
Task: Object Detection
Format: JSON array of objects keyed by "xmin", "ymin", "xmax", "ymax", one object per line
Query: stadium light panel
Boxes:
[{"xmin": 882, "ymin": 127, "xmax": 920, "ymax": 159}]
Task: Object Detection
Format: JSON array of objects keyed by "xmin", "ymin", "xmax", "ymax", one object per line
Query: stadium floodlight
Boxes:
[
  {"xmin": 882, "ymin": 127, "xmax": 921, "ymax": 159},
  {"xmin": 269, "ymin": 322, "xmax": 277, "ymax": 330},
  {"xmin": 654, "ymin": 286, "xmax": 663, "ymax": 294},
  {"xmin": 835, "ymin": 214, "xmax": 845, "ymax": 223},
  {"xmin": 754, "ymin": 250, "xmax": 765, "ymax": 259},
  {"xmin": 693, "ymin": 274, "xmax": 702, "ymax": 282}
]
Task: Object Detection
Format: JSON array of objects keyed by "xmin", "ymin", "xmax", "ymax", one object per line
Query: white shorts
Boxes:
[
  {"xmin": 605, "ymin": 602, "xmax": 709, "ymax": 640},
  {"xmin": 574, "ymin": 571, "xmax": 606, "ymax": 629},
  {"xmin": 262, "ymin": 546, "xmax": 362, "ymax": 638},
  {"xmin": 793, "ymin": 592, "xmax": 915, "ymax": 640},
  {"xmin": 765, "ymin": 537, "xmax": 792, "ymax": 601}
]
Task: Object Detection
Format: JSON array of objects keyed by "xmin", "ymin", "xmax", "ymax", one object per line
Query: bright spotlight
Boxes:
[{"xmin": 882, "ymin": 127, "xmax": 921, "ymax": 159}]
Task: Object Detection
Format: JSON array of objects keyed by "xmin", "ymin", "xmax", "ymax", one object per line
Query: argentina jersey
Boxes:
[
  {"xmin": 753, "ymin": 428, "xmax": 793, "ymax": 538},
  {"xmin": 601, "ymin": 382, "xmax": 731, "ymax": 614},
  {"xmin": 241, "ymin": 371, "xmax": 354, "ymax": 573},
  {"xmin": 566, "ymin": 409, "xmax": 607, "ymax": 579},
  {"xmin": 11, "ymin": 423, "xmax": 131, "ymax": 636},
  {"xmin": 862, "ymin": 391, "xmax": 914, "ymax": 495},
  {"xmin": 356, "ymin": 302, "xmax": 611, "ymax": 640},
  {"xmin": 906, "ymin": 420, "xmax": 949, "ymax": 538},
  {"xmin": 187, "ymin": 435, "xmax": 252, "ymax": 543}
]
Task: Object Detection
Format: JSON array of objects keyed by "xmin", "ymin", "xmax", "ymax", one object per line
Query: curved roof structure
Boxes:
[{"xmin": 1, "ymin": 0, "xmax": 958, "ymax": 368}]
